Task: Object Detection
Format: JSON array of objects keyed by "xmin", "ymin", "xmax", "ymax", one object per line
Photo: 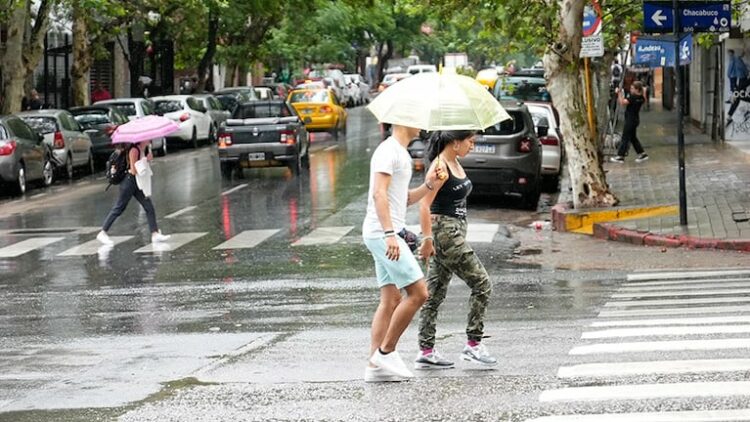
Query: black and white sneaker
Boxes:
[
  {"xmin": 414, "ymin": 349, "xmax": 455, "ymax": 369},
  {"xmin": 609, "ymin": 156, "xmax": 625, "ymax": 163},
  {"xmin": 635, "ymin": 153, "xmax": 649, "ymax": 163}
]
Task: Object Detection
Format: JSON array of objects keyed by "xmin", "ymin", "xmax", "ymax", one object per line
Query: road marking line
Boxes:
[
  {"xmin": 525, "ymin": 409, "xmax": 750, "ymax": 421},
  {"xmin": 621, "ymin": 277, "xmax": 750, "ymax": 288},
  {"xmin": 0, "ymin": 237, "xmax": 64, "ymax": 258},
  {"xmin": 627, "ymin": 270, "xmax": 750, "ymax": 282},
  {"xmin": 324, "ymin": 145, "xmax": 339, "ymax": 152},
  {"xmin": 570, "ymin": 338, "xmax": 750, "ymax": 355},
  {"xmin": 292, "ymin": 226, "xmax": 354, "ymax": 246},
  {"xmin": 539, "ymin": 381, "xmax": 750, "ymax": 403},
  {"xmin": 467, "ymin": 223, "xmax": 500, "ymax": 243},
  {"xmin": 58, "ymin": 236, "xmax": 134, "ymax": 256},
  {"xmin": 605, "ymin": 296, "xmax": 750, "ymax": 308},
  {"xmin": 592, "ymin": 316, "xmax": 750, "ymax": 327},
  {"xmin": 221, "ymin": 184, "xmax": 248, "ymax": 195},
  {"xmin": 212, "ymin": 229, "xmax": 280, "ymax": 250},
  {"xmin": 619, "ymin": 281, "xmax": 750, "ymax": 292},
  {"xmin": 558, "ymin": 359, "xmax": 750, "ymax": 379},
  {"xmin": 613, "ymin": 288, "xmax": 750, "ymax": 299},
  {"xmin": 599, "ymin": 305, "xmax": 750, "ymax": 318},
  {"xmin": 583, "ymin": 324, "xmax": 750, "ymax": 339},
  {"xmin": 165, "ymin": 206, "xmax": 198, "ymax": 219},
  {"xmin": 28, "ymin": 193, "xmax": 47, "ymax": 199},
  {"xmin": 133, "ymin": 232, "xmax": 208, "ymax": 253}
]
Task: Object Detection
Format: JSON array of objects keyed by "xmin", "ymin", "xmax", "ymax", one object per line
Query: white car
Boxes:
[
  {"xmin": 407, "ymin": 64, "xmax": 437, "ymax": 75},
  {"xmin": 150, "ymin": 95, "xmax": 212, "ymax": 148},
  {"xmin": 94, "ymin": 98, "xmax": 167, "ymax": 156},
  {"xmin": 344, "ymin": 74, "xmax": 370, "ymax": 106},
  {"xmin": 526, "ymin": 102, "xmax": 562, "ymax": 191}
]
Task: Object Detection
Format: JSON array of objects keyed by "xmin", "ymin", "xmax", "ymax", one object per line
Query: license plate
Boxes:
[
  {"xmin": 473, "ymin": 143, "xmax": 495, "ymax": 154},
  {"xmin": 246, "ymin": 153, "xmax": 265, "ymax": 161}
]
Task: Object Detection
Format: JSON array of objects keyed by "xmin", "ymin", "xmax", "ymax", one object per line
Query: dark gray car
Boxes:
[{"xmin": 0, "ymin": 116, "xmax": 54, "ymax": 195}]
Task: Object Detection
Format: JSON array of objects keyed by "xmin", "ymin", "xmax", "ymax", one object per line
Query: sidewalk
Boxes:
[{"xmin": 582, "ymin": 103, "xmax": 750, "ymax": 251}]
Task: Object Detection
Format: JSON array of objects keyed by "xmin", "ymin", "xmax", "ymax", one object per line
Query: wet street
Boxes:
[{"xmin": 2, "ymin": 107, "xmax": 750, "ymax": 421}]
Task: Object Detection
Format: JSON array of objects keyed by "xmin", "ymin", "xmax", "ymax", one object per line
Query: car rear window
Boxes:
[
  {"xmin": 216, "ymin": 95, "xmax": 238, "ymax": 112},
  {"xmin": 482, "ymin": 111, "xmax": 525, "ymax": 136},
  {"xmin": 495, "ymin": 77, "xmax": 550, "ymax": 102},
  {"xmin": 73, "ymin": 112, "xmax": 111, "ymax": 129},
  {"xmin": 106, "ymin": 103, "xmax": 137, "ymax": 116},
  {"xmin": 289, "ymin": 90, "xmax": 329, "ymax": 103},
  {"xmin": 21, "ymin": 116, "xmax": 57, "ymax": 134},
  {"xmin": 154, "ymin": 100, "xmax": 183, "ymax": 114},
  {"xmin": 234, "ymin": 103, "xmax": 294, "ymax": 119}
]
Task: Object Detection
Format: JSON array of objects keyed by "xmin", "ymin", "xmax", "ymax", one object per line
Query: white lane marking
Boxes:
[
  {"xmin": 525, "ymin": 409, "xmax": 750, "ymax": 421},
  {"xmin": 627, "ymin": 270, "xmax": 750, "ymax": 282},
  {"xmin": 212, "ymin": 230, "xmax": 280, "ymax": 250},
  {"xmin": 539, "ymin": 381, "xmax": 750, "ymax": 403},
  {"xmin": 324, "ymin": 145, "xmax": 339, "ymax": 152},
  {"xmin": 292, "ymin": 226, "xmax": 354, "ymax": 246},
  {"xmin": 467, "ymin": 223, "xmax": 499, "ymax": 243},
  {"xmin": 221, "ymin": 184, "xmax": 248, "ymax": 196},
  {"xmin": 619, "ymin": 281, "xmax": 750, "ymax": 292},
  {"xmin": 28, "ymin": 193, "xmax": 47, "ymax": 199},
  {"xmin": 583, "ymin": 325, "xmax": 750, "ymax": 339},
  {"xmin": 592, "ymin": 316, "xmax": 750, "ymax": 327},
  {"xmin": 599, "ymin": 305, "xmax": 750, "ymax": 318},
  {"xmin": 605, "ymin": 296, "xmax": 750, "ymax": 308},
  {"xmin": 570, "ymin": 338, "xmax": 750, "ymax": 355},
  {"xmin": 0, "ymin": 238, "xmax": 64, "ymax": 258},
  {"xmin": 133, "ymin": 232, "xmax": 208, "ymax": 253},
  {"xmin": 613, "ymin": 288, "xmax": 750, "ymax": 299},
  {"xmin": 165, "ymin": 206, "xmax": 198, "ymax": 219},
  {"xmin": 558, "ymin": 359, "xmax": 750, "ymax": 379},
  {"xmin": 58, "ymin": 236, "xmax": 134, "ymax": 256}
]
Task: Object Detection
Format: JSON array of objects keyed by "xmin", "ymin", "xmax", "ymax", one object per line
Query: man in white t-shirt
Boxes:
[{"xmin": 362, "ymin": 124, "xmax": 441, "ymax": 382}]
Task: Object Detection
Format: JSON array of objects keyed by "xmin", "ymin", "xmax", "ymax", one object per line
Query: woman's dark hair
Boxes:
[{"xmin": 426, "ymin": 130, "xmax": 476, "ymax": 161}]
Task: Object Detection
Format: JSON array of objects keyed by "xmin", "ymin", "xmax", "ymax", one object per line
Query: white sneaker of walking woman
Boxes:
[
  {"xmin": 96, "ymin": 231, "xmax": 114, "ymax": 246},
  {"xmin": 151, "ymin": 231, "xmax": 171, "ymax": 243},
  {"xmin": 370, "ymin": 349, "xmax": 414, "ymax": 378}
]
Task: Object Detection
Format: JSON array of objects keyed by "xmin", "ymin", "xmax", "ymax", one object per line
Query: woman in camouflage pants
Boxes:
[{"xmin": 414, "ymin": 130, "xmax": 496, "ymax": 370}]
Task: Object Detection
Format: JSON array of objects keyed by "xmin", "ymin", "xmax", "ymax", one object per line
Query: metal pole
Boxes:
[{"xmin": 674, "ymin": 0, "xmax": 688, "ymax": 226}]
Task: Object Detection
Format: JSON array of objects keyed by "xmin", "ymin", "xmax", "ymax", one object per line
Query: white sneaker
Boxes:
[
  {"xmin": 369, "ymin": 349, "xmax": 414, "ymax": 378},
  {"xmin": 461, "ymin": 343, "xmax": 498, "ymax": 367},
  {"xmin": 364, "ymin": 366, "xmax": 403, "ymax": 383},
  {"xmin": 151, "ymin": 231, "xmax": 171, "ymax": 243},
  {"xmin": 96, "ymin": 230, "xmax": 114, "ymax": 246},
  {"xmin": 414, "ymin": 349, "xmax": 455, "ymax": 369}
]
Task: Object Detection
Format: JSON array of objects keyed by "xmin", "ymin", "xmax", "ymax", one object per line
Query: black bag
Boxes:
[
  {"xmin": 398, "ymin": 228, "xmax": 419, "ymax": 253},
  {"xmin": 105, "ymin": 147, "xmax": 130, "ymax": 188}
]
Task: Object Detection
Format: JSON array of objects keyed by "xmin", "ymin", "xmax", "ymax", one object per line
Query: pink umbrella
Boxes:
[{"xmin": 111, "ymin": 115, "xmax": 180, "ymax": 144}]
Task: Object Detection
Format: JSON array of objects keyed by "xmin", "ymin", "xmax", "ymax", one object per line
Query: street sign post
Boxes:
[
  {"xmin": 643, "ymin": 0, "xmax": 730, "ymax": 33},
  {"xmin": 581, "ymin": 0, "xmax": 603, "ymax": 140},
  {"xmin": 633, "ymin": 34, "xmax": 692, "ymax": 68}
]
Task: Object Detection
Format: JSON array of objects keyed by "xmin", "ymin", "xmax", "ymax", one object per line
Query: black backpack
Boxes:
[{"xmin": 105, "ymin": 146, "xmax": 130, "ymax": 188}]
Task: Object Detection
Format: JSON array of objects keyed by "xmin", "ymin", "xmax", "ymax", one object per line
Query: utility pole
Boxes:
[{"xmin": 674, "ymin": 0, "xmax": 688, "ymax": 226}]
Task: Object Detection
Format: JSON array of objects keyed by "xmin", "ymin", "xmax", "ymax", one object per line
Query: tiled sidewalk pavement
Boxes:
[{"xmin": 602, "ymin": 105, "xmax": 750, "ymax": 242}]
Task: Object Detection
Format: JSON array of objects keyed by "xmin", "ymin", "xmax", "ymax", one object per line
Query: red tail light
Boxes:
[
  {"xmin": 518, "ymin": 137, "xmax": 533, "ymax": 153},
  {"xmin": 320, "ymin": 106, "xmax": 332, "ymax": 113},
  {"xmin": 0, "ymin": 140, "xmax": 17, "ymax": 156},
  {"xmin": 179, "ymin": 113, "xmax": 191, "ymax": 122},
  {"xmin": 218, "ymin": 133, "xmax": 232, "ymax": 148},
  {"xmin": 280, "ymin": 130, "xmax": 295, "ymax": 145},
  {"xmin": 539, "ymin": 136, "xmax": 559, "ymax": 146},
  {"xmin": 105, "ymin": 125, "xmax": 117, "ymax": 136},
  {"xmin": 53, "ymin": 131, "xmax": 65, "ymax": 149}
]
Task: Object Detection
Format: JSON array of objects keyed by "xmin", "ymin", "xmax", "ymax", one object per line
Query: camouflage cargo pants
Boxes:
[{"xmin": 418, "ymin": 215, "xmax": 492, "ymax": 350}]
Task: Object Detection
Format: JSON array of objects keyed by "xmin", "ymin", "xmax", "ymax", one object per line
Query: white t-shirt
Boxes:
[{"xmin": 362, "ymin": 137, "xmax": 412, "ymax": 238}]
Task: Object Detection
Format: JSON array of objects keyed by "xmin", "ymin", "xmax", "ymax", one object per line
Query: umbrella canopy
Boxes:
[
  {"xmin": 111, "ymin": 115, "xmax": 179, "ymax": 144},
  {"xmin": 367, "ymin": 72, "xmax": 511, "ymax": 131}
]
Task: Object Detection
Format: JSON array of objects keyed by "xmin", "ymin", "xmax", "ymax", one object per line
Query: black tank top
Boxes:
[{"xmin": 431, "ymin": 164, "xmax": 472, "ymax": 219}]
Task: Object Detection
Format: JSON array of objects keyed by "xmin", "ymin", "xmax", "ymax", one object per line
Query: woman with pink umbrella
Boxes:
[{"xmin": 97, "ymin": 116, "xmax": 178, "ymax": 246}]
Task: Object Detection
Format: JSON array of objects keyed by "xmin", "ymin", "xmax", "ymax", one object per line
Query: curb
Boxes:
[
  {"xmin": 594, "ymin": 222, "xmax": 750, "ymax": 252},
  {"xmin": 551, "ymin": 202, "xmax": 679, "ymax": 235}
]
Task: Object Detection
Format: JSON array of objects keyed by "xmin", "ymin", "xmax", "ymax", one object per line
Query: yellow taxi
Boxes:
[
  {"xmin": 287, "ymin": 88, "xmax": 347, "ymax": 139},
  {"xmin": 475, "ymin": 68, "xmax": 500, "ymax": 90}
]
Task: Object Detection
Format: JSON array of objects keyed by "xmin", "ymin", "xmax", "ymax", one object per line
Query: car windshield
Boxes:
[
  {"xmin": 216, "ymin": 95, "xmax": 238, "ymax": 112},
  {"xmin": 106, "ymin": 103, "xmax": 137, "ymax": 116},
  {"xmin": 234, "ymin": 103, "xmax": 293, "ymax": 119},
  {"xmin": 73, "ymin": 112, "xmax": 111, "ymax": 129},
  {"xmin": 154, "ymin": 100, "xmax": 183, "ymax": 114},
  {"xmin": 289, "ymin": 90, "xmax": 329, "ymax": 103},
  {"xmin": 495, "ymin": 78, "xmax": 550, "ymax": 102},
  {"xmin": 482, "ymin": 111, "xmax": 525, "ymax": 136},
  {"xmin": 21, "ymin": 116, "xmax": 57, "ymax": 134}
]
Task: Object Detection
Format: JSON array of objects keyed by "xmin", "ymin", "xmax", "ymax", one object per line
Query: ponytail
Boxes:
[{"xmin": 426, "ymin": 130, "xmax": 476, "ymax": 161}]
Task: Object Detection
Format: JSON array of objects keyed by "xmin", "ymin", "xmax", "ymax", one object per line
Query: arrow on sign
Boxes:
[{"xmin": 652, "ymin": 9, "xmax": 667, "ymax": 26}]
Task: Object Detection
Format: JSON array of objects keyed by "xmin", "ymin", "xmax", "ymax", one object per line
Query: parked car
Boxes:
[
  {"xmin": 494, "ymin": 74, "xmax": 551, "ymax": 103},
  {"xmin": 69, "ymin": 106, "xmax": 137, "ymax": 167},
  {"xmin": 461, "ymin": 102, "xmax": 542, "ymax": 209},
  {"xmin": 18, "ymin": 110, "xmax": 94, "ymax": 179},
  {"xmin": 287, "ymin": 88, "xmax": 347, "ymax": 140},
  {"xmin": 378, "ymin": 73, "xmax": 410, "ymax": 92},
  {"xmin": 256, "ymin": 83, "xmax": 292, "ymax": 100},
  {"xmin": 215, "ymin": 86, "xmax": 257, "ymax": 102},
  {"xmin": 93, "ymin": 98, "xmax": 167, "ymax": 153},
  {"xmin": 344, "ymin": 74, "xmax": 371, "ymax": 105},
  {"xmin": 407, "ymin": 64, "xmax": 437, "ymax": 75},
  {"xmin": 217, "ymin": 100, "xmax": 310, "ymax": 176},
  {"xmin": 254, "ymin": 87, "xmax": 275, "ymax": 100},
  {"xmin": 0, "ymin": 116, "xmax": 55, "ymax": 195},
  {"xmin": 193, "ymin": 94, "xmax": 231, "ymax": 142},
  {"xmin": 151, "ymin": 95, "xmax": 213, "ymax": 148},
  {"xmin": 526, "ymin": 102, "xmax": 563, "ymax": 191}
]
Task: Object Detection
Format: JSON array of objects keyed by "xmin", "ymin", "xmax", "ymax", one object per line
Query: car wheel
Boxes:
[
  {"xmin": 288, "ymin": 155, "xmax": 302, "ymax": 176},
  {"xmin": 41, "ymin": 157, "xmax": 54, "ymax": 187},
  {"xmin": 14, "ymin": 164, "xmax": 26, "ymax": 195},
  {"xmin": 542, "ymin": 174, "xmax": 560, "ymax": 193},
  {"xmin": 220, "ymin": 162, "xmax": 235, "ymax": 179},
  {"xmin": 330, "ymin": 126, "xmax": 339, "ymax": 141},
  {"xmin": 191, "ymin": 127, "xmax": 198, "ymax": 149},
  {"xmin": 158, "ymin": 140, "xmax": 168, "ymax": 157},
  {"xmin": 63, "ymin": 154, "xmax": 74, "ymax": 179},
  {"xmin": 86, "ymin": 151, "xmax": 95, "ymax": 175},
  {"xmin": 521, "ymin": 186, "xmax": 541, "ymax": 210},
  {"xmin": 209, "ymin": 125, "xmax": 217, "ymax": 144}
]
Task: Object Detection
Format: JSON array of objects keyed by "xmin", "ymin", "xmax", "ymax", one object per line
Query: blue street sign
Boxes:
[
  {"xmin": 679, "ymin": 33, "xmax": 693, "ymax": 65},
  {"xmin": 643, "ymin": 1, "xmax": 730, "ymax": 34},
  {"xmin": 582, "ymin": 2, "xmax": 601, "ymax": 36},
  {"xmin": 634, "ymin": 34, "xmax": 692, "ymax": 68}
]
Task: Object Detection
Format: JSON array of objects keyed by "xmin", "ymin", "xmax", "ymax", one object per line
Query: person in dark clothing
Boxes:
[
  {"xmin": 610, "ymin": 81, "xmax": 648, "ymax": 163},
  {"xmin": 26, "ymin": 89, "xmax": 43, "ymax": 110}
]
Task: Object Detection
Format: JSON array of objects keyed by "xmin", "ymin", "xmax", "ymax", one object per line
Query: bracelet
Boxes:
[
  {"xmin": 384, "ymin": 232, "xmax": 396, "ymax": 238},
  {"xmin": 425, "ymin": 181, "xmax": 434, "ymax": 191},
  {"xmin": 384, "ymin": 229, "xmax": 395, "ymax": 235},
  {"xmin": 422, "ymin": 236, "xmax": 433, "ymax": 242}
]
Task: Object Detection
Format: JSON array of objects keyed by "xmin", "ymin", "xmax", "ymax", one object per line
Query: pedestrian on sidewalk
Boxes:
[
  {"xmin": 414, "ymin": 130, "xmax": 497, "ymax": 371},
  {"xmin": 362, "ymin": 124, "xmax": 440, "ymax": 383},
  {"xmin": 97, "ymin": 141, "xmax": 170, "ymax": 246},
  {"xmin": 610, "ymin": 81, "xmax": 649, "ymax": 163}
]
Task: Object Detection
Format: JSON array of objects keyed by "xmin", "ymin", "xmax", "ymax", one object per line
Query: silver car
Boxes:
[
  {"xmin": 194, "ymin": 94, "xmax": 231, "ymax": 142},
  {"xmin": 0, "ymin": 116, "xmax": 54, "ymax": 195},
  {"xmin": 18, "ymin": 110, "xmax": 94, "ymax": 179},
  {"xmin": 526, "ymin": 102, "xmax": 563, "ymax": 191}
]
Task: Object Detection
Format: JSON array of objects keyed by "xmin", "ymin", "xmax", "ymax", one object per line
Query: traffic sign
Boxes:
[
  {"xmin": 634, "ymin": 34, "xmax": 692, "ymax": 68},
  {"xmin": 679, "ymin": 33, "xmax": 693, "ymax": 65},
  {"xmin": 583, "ymin": 0, "xmax": 602, "ymax": 36},
  {"xmin": 643, "ymin": 1, "xmax": 731, "ymax": 34}
]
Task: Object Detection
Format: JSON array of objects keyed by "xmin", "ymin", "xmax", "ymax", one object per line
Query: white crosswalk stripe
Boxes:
[
  {"xmin": 212, "ymin": 230, "xmax": 280, "ymax": 250},
  {"xmin": 540, "ymin": 381, "xmax": 750, "ymax": 403},
  {"xmin": 583, "ymin": 325, "xmax": 750, "ymax": 339},
  {"xmin": 292, "ymin": 226, "xmax": 354, "ymax": 246},
  {"xmin": 406, "ymin": 222, "xmax": 499, "ymax": 243},
  {"xmin": 58, "ymin": 236, "xmax": 134, "ymax": 256},
  {"xmin": 558, "ymin": 359, "xmax": 750, "ymax": 379},
  {"xmin": 627, "ymin": 270, "xmax": 750, "ymax": 282},
  {"xmin": 604, "ymin": 296, "xmax": 750, "ymax": 308},
  {"xmin": 0, "ymin": 237, "xmax": 64, "ymax": 258},
  {"xmin": 592, "ymin": 316, "xmax": 750, "ymax": 327},
  {"xmin": 598, "ymin": 304, "xmax": 750, "ymax": 318},
  {"xmin": 569, "ymin": 338, "xmax": 750, "ymax": 355},
  {"xmin": 618, "ymin": 280, "xmax": 750, "ymax": 291},
  {"xmin": 612, "ymin": 288, "xmax": 750, "ymax": 299},
  {"xmin": 527, "ymin": 409, "xmax": 750, "ymax": 422},
  {"xmin": 133, "ymin": 232, "xmax": 208, "ymax": 253}
]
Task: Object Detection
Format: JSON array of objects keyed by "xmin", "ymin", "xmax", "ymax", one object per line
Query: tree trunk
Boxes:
[
  {"xmin": 375, "ymin": 40, "xmax": 393, "ymax": 87},
  {"xmin": 544, "ymin": 0, "xmax": 618, "ymax": 208},
  {"xmin": 22, "ymin": 0, "xmax": 52, "ymax": 81},
  {"xmin": 1, "ymin": 1, "xmax": 29, "ymax": 114},
  {"xmin": 594, "ymin": 51, "xmax": 615, "ymax": 163},
  {"xmin": 196, "ymin": 11, "xmax": 219, "ymax": 93},
  {"xmin": 70, "ymin": 5, "xmax": 92, "ymax": 106}
]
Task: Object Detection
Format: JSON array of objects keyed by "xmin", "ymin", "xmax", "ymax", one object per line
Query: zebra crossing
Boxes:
[
  {"xmin": 528, "ymin": 269, "xmax": 750, "ymax": 422},
  {"xmin": 0, "ymin": 223, "xmax": 502, "ymax": 258}
]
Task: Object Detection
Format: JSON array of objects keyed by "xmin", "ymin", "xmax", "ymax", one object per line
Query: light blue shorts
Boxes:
[{"xmin": 363, "ymin": 236, "xmax": 424, "ymax": 289}]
